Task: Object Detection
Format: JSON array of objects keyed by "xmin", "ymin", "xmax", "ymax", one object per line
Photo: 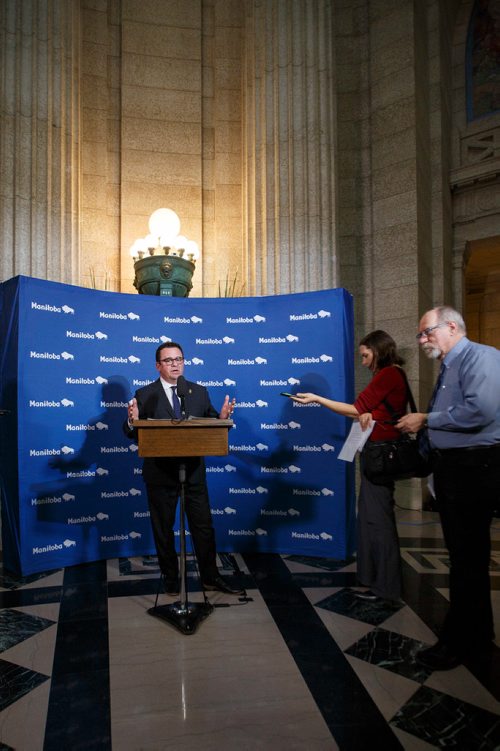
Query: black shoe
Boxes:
[
  {"xmin": 163, "ymin": 577, "xmax": 180, "ymax": 596},
  {"xmin": 416, "ymin": 641, "xmax": 462, "ymax": 671},
  {"xmin": 202, "ymin": 575, "xmax": 244, "ymax": 595},
  {"xmin": 353, "ymin": 589, "xmax": 379, "ymax": 601}
]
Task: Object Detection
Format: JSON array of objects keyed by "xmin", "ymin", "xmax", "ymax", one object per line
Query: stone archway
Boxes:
[
  {"xmin": 464, "ymin": 235, "xmax": 500, "ymax": 346},
  {"xmin": 450, "ymin": 0, "xmax": 500, "ymax": 315}
]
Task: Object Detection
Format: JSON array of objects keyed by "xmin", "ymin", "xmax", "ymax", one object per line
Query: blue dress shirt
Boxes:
[{"xmin": 427, "ymin": 337, "xmax": 500, "ymax": 449}]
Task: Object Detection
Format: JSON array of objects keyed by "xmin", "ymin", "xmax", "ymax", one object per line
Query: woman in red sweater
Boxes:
[{"xmin": 292, "ymin": 330, "xmax": 409, "ymax": 605}]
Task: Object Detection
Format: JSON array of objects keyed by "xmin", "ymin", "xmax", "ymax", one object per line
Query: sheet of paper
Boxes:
[
  {"xmin": 427, "ymin": 473, "xmax": 435, "ymax": 499},
  {"xmin": 337, "ymin": 421, "xmax": 375, "ymax": 462}
]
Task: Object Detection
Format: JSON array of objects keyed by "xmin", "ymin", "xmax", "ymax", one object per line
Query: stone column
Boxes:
[
  {"xmin": 0, "ymin": 0, "xmax": 81, "ymax": 284},
  {"xmin": 242, "ymin": 0, "xmax": 338, "ymax": 295},
  {"xmin": 118, "ymin": 1, "xmax": 204, "ymax": 294}
]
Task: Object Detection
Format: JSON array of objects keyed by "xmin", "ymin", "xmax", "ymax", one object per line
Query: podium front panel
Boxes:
[{"xmin": 136, "ymin": 423, "xmax": 229, "ymax": 457}]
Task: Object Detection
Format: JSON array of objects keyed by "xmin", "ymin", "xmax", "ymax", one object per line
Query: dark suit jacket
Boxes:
[{"xmin": 124, "ymin": 378, "xmax": 219, "ymax": 486}]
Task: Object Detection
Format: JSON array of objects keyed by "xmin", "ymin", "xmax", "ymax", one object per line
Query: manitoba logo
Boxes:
[
  {"xmin": 66, "ymin": 330, "xmax": 107, "ymax": 340},
  {"xmin": 133, "ymin": 335, "xmax": 159, "ymax": 343},
  {"xmin": 291, "ymin": 354, "xmax": 333, "ymax": 364},
  {"xmin": 31, "ymin": 492, "xmax": 75, "ymax": 506},
  {"xmin": 228, "ymin": 356, "xmax": 267, "ymax": 366},
  {"xmin": 29, "ymin": 398, "xmax": 74, "ymax": 408},
  {"xmin": 225, "ymin": 314, "xmax": 266, "ymax": 324},
  {"xmin": 68, "ymin": 515, "xmax": 96, "ymax": 525},
  {"xmin": 289, "ymin": 309, "xmax": 331, "ymax": 321},
  {"xmin": 228, "ymin": 527, "xmax": 267, "ymax": 536},
  {"xmin": 229, "ymin": 442, "xmax": 268, "ymax": 452},
  {"xmin": 29, "ymin": 446, "xmax": 73, "ymax": 457},
  {"xmin": 32, "ymin": 538, "xmax": 76, "ymax": 555},
  {"xmin": 65, "ymin": 422, "xmax": 109, "ymax": 431},
  {"xmin": 31, "ymin": 302, "xmax": 75, "ymax": 314},
  {"xmin": 99, "ymin": 311, "xmax": 140, "ymax": 321},
  {"xmin": 30, "ymin": 350, "xmax": 75, "ymax": 360},
  {"xmin": 290, "ymin": 531, "xmax": 333, "ymax": 541},
  {"xmin": 293, "ymin": 444, "xmax": 333, "ymax": 452},
  {"xmin": 162, "ymin": 315, "xmax": 203, "ymax": 324},
  {"xmin": 100, "ymin": 533, "xmax": 138, "ymax": 542},
  {"xmin": 216, "ymin": 464, "xmax": 237, "ymax": 472},
  {"xmin": 258, "ymin": 334, "xmax": 299, "ymax": 344}
]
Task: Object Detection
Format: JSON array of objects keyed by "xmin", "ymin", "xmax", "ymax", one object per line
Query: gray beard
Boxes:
[{"xmin": 422, "ymin": 343, "xmax": 442, "ymax": 359}]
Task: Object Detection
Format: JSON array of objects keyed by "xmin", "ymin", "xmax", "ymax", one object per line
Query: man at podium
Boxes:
[{"xmin": 125, "ymin": 341, "xmax": 243, "ymax": 596}]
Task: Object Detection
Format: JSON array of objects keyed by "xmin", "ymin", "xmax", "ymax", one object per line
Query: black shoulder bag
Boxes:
[{"xmin": 361, "ymin": 370, "xmax": 432, "ymax": 485}]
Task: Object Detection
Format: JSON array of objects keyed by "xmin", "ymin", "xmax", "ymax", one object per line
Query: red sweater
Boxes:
[{"xmin": 354, "ymin": 366, "xmax": 409, "ymax": 441}]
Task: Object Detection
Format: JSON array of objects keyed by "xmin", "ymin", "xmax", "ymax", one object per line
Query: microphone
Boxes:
[{"xmin": 176, "ymin": 375, "xmax": 188, "ymax": 417}]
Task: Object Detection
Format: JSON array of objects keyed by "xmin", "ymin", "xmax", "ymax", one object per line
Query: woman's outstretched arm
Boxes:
[{"xmin": 291, "ymin": 392, "xmax": 360, "ymax": 419}]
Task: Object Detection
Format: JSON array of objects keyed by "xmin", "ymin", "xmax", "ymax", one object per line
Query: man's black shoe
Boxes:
[
  {"xmin": 353, "ymin": 589, "xmax": 379, "ymax": 601},
  {"xmin": 202, "ymin": 575, "xmax": 244, "ymax": 595},
  {"xmin": 416, "ymin": 641, "xmax": 462, "ymax": 671},
  {"xmin": 163, "ymin": 577, "xmax": 180, "ymax": 596}
]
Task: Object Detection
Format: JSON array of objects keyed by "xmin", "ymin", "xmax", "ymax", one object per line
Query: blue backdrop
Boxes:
[{"xmin": 0, "ymin": 275, "xmax": 355, "ymax": 575}]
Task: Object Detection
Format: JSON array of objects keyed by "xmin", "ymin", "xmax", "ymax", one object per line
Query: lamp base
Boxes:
[
  {"xmin": 147, "ymin": 601, "xmax": 213, "ymax": 635},
  {"xmin": 133, "ymin": 254, "xmax": 194, "ymax": 297}
]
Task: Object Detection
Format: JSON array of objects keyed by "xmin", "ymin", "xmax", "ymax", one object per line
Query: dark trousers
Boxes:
[
  {"xmin": 146, "ymin": 479, "xmax": 218, "ymax": 583},
  {"xmin": 432, "ymin": 444, "xmax": 499, "ymax": 650},
  {"xmin": 357, "ymin": 464, "xmax": 402, "ymax": 601}
]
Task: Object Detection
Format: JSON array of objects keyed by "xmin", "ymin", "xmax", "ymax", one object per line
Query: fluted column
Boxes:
[
  {"xmin": 0, "ymin": 0, "xmax": 80, "ymax": 284},
  {"xmin": 243, "ymin": 0, "xmax": 337, "ymax": 295}
]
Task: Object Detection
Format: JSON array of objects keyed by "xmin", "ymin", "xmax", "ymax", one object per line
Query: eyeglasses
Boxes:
[
  {"xmin": 415, "ymin": 323, "xmax": 448, "ymax": 341},
  {"xmin": 158, "ymin": 356, "xmax": 184, "ymax": 365}
]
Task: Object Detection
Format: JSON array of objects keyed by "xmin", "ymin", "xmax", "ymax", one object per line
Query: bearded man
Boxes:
[{"xmin": 397, "ymin": 306, "xmax": 500, "ymax": 671}]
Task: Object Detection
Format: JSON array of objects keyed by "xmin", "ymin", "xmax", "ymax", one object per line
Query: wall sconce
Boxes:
[{"xmin": 129, "ymin": 208, "xmax": 200, "ymax": 297}]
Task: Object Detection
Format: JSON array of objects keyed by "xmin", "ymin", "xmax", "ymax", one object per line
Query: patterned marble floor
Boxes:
[{"xmin": 0, "ymin": 510, "xmax": 499, "ymax": 750}]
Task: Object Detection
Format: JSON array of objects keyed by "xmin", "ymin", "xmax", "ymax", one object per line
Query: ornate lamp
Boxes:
[{"xmin": 130, "ymin": 208, "xmax": 200, "ymax": 297}]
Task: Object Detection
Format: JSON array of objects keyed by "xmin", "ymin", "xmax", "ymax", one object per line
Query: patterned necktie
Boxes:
[{"xmin": 171, "ymin": 386, "xmax": 182, "ymax": 418}]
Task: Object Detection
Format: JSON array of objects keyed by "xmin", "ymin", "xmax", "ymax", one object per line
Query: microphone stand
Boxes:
[{"xmin": 148, "ymin": 391, "xmax": 213, "ymax": 635}]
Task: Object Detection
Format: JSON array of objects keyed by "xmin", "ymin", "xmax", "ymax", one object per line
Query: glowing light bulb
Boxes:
[
  {"xmin": 148, "ymin": 208, "xmax": 181, "ymax": 245},
  {"xmin": 172, "ymin": 235, "xmax": 188, "ymax": 253},
  {"xmin": 145, "ymin": 233, "xmax": 158, "ymax": 250}
]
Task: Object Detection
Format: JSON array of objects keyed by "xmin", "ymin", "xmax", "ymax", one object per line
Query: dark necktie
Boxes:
[
  {"xmin": 171, "ymin": 386, "xmax": 182, "ymax": 418},
  {"xmin": 419, "ymin": 363, "xmax": 446, "ymax": 458}
]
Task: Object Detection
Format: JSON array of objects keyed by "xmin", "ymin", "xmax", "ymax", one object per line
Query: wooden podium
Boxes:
[{"xmin": 134, "ymin": 417, "xmax": 233, "ymax": 635}]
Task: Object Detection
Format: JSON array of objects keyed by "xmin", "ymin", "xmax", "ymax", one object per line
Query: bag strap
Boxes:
[{"xmin": 382, "ymin": 367, "xmax": 417, "ymax": 421}]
